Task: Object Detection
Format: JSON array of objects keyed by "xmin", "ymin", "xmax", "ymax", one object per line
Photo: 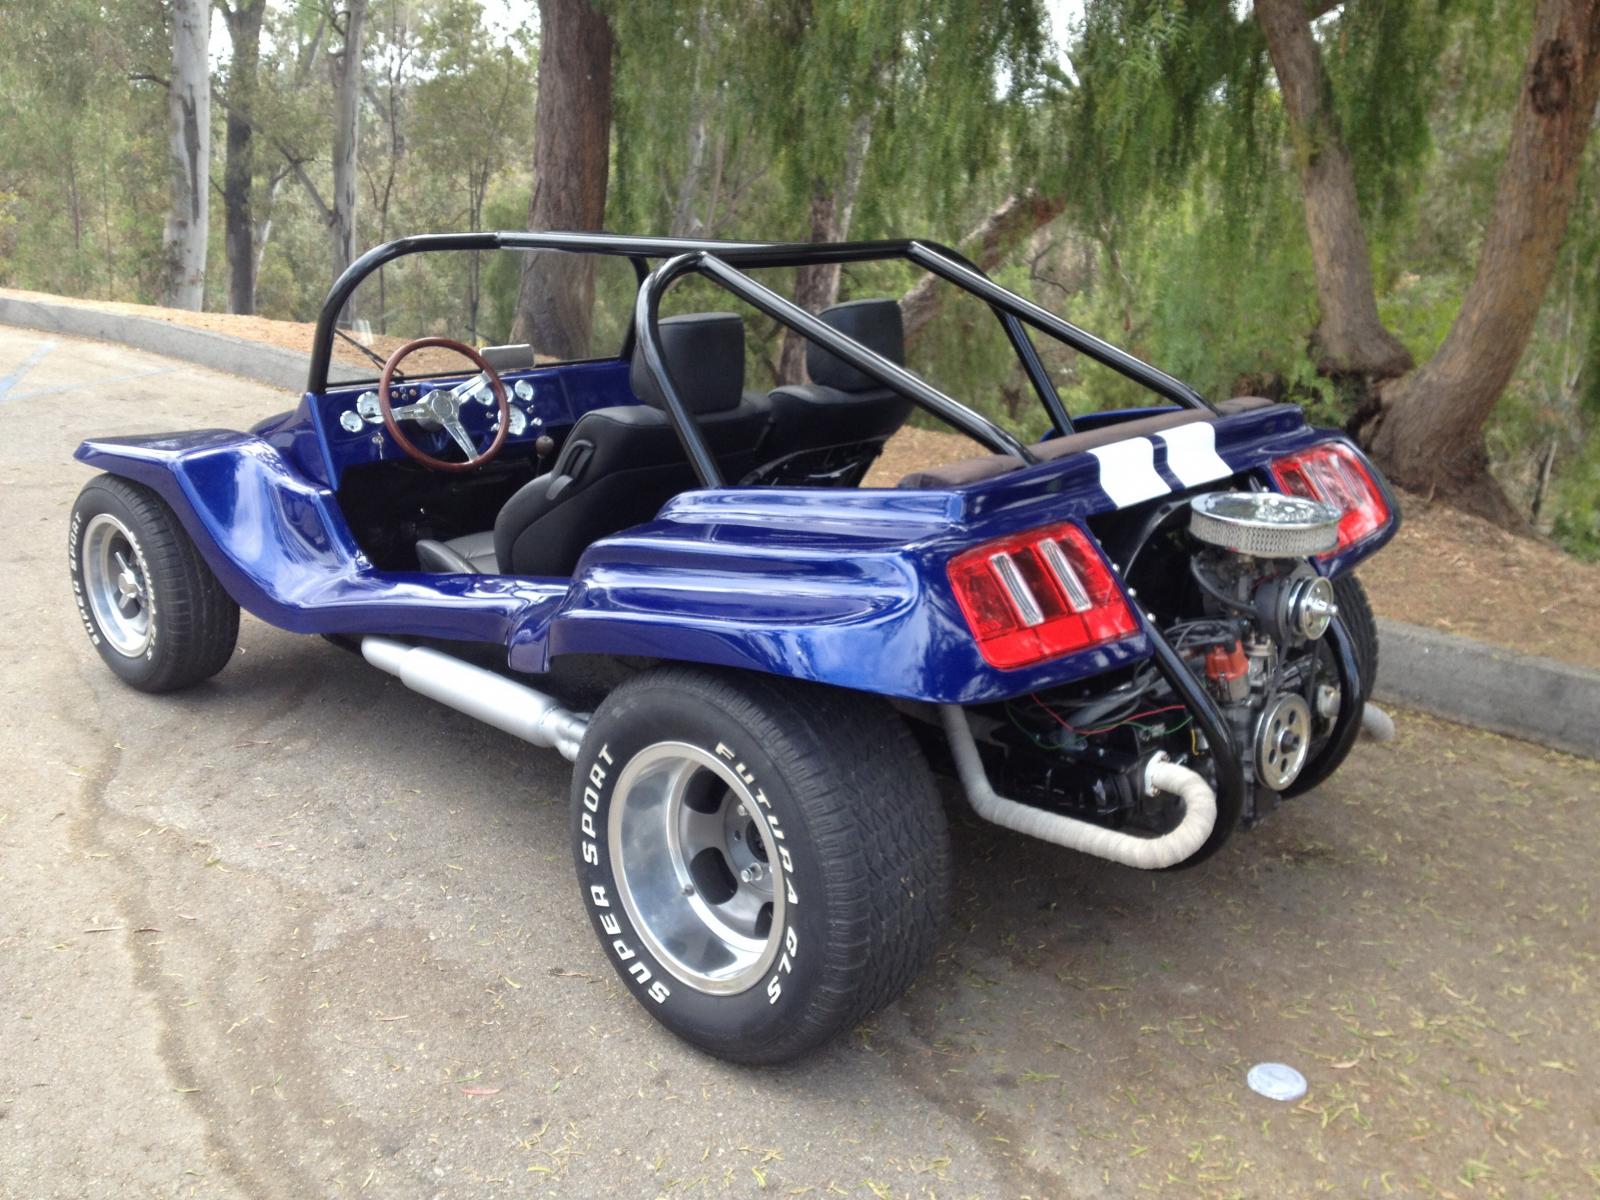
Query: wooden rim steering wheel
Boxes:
[{"xmin": 378, "ymin": 336, "xmax": 510, "ymax": 473}]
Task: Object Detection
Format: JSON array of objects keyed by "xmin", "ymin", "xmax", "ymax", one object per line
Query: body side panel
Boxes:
[{"xmin": 76, "ymin": 404, "xmax": 1394, "ymax": 703}]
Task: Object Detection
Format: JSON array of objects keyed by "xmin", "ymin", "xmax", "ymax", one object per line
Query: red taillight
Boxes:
[
  {"xmin": 948, "ymin": 522, "xmax": 1138, "ymax": 669},
  {"xmin": 1270, "ymin": 442, "xmax": 1391, "ymax": 554}
]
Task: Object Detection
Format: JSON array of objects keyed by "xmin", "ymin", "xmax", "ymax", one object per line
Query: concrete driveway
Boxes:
[{"xmin": 2, "ymin": 326, "xmax": 1596, "ymax": 1199}]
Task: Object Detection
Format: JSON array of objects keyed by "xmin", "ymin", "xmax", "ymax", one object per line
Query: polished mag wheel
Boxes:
[
  {"xmin": 81, "ymin": 512, "xmax": 153, "ymax": 657},
  {"xmin": 609, "ymin": 742, "xmax": 784, "ymax": 995}
]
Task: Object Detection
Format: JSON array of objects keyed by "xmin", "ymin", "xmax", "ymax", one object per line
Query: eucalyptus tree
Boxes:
[
  {"xmin": 161, "ymin": 0, "xmax": 212, "ymax": 309},
  {"xmin": 609, "ymin": 0, "xmax": 1049, "ymax": 380},
  {"xmin": 412, "ymin": 0, "xmax": 536, "ymax": 337},
  {"xmin": 0, "ymin": 0, "xmax": 167, "ymax": 298},
  {"xmin": 217, "ymin": 0, "xmax": 268, "ymax": 314},
  {"xmin": 328, "ymin": 0, "xmax": 369, "ymax": 281},
  {"xmin": 1256, "ymin": 0, "xmax": 1413, "ymax": 378},
  {"xmin": 512, "ymin": 0, "xmax": 612, "ymax": 359}
]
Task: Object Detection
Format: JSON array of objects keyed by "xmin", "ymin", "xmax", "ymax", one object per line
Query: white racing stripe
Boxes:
[
  {"xmin": 1156, "ymin": 422, "xmax": 1232, "ymax": 488},
  {"xmin": 1088, "ymin": 437, "xmax": 1169, "ymax": 508}
]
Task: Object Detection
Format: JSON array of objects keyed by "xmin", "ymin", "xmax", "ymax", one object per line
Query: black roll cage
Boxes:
[{"xmin": 311, "ymin": 231, "xmax": 1215, "ymax": 487}]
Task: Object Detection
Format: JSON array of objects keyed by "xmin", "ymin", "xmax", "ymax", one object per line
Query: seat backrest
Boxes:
[
  {"xmin": 752, "ymin": 298, "xmax": 913, "ymax": 484},
  {"xmin": 494, "ymin": 312, "xmax": 771, "ymax": 576}
]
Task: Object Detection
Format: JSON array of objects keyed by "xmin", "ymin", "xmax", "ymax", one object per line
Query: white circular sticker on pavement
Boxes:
[{"xmin": 1247, "ymin": 1062, "xmax": 1308, "ymax": 1102}]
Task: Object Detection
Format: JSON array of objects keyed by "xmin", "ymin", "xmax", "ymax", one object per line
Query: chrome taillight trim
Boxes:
[
  {"xmin": 1038, "ymin": 539, "xmax": 1092, "ymax": 612},
  {"xmin": 988, "ymin": 551, "xmax": 1045, "ymax": 627}
]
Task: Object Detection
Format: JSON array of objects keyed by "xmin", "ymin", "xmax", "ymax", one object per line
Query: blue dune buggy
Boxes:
[{"xmin": 69, "ymin": 232, "xmax": 1396, "ymax": 1063}]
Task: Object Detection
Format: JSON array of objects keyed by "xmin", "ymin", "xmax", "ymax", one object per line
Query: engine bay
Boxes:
[{"xmin": 965, "ymin": 484, "xmax": 1365, "ymax": 853}]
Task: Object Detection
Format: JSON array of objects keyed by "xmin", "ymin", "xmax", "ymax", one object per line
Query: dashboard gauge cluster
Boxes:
[{"xmin": 338, "ymin": 378, "xmax": 544, "ymax": 442}]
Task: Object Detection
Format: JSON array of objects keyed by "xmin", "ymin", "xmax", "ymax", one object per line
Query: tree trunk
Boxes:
[
  {"xmin": 899, "ymin": 189, "xmax": 1068, "ymax": 344},
  {"xmin": 220, "ymin": 0, "xmax": 266, "ymax": 315},
  {"xmin": 512, "ymin": 0, "xmax": 613, "ymax": 360},
  {"xmin": 328, "ymin": 0, "xmax": 368, "ymax": 287},
  {"xmin": 1256, "ymin": 0, "xmax": 1413, "ymax": 378},
  {"xmin": 1356, "ymin": 0, "xmax": 1600, "ymax": 520},
  {"xmin": 161, "ymin": 0, "xmax": 211, "ymax": 310},
  {"xmin": 776, "ymin": 109, "xmax": 874, "ymax": 384},
  {"xmin": 668, "ymin": 2, "xmax": 713, "ymax": 238},
  {"xmin": 252, "ymin": 165, "xmax": 288, "ymax": 286}
]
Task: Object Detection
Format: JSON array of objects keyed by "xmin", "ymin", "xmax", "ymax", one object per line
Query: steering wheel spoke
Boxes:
[
  {"xmin": 440, "ymin": 412, "xmax": 480, "ymax": 461},
  {"xmin": 376, "ymin": 338, "xmax": 510, "ymax": 473}
]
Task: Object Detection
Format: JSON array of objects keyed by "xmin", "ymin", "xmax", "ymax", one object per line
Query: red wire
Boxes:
[{"xmin": 1030, "ymin": 694, "xmax": 1187, "ymax": 737}]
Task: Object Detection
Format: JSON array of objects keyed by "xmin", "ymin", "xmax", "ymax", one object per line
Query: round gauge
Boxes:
[
  {"xmin": 514, "ymin": 379, "xmax": 535, "ymax": 402},
  {"xmin": 507, "ymin": 406, "xmax": 528, "ymax": 436},
  {"xmin": 475, "ymin": 374, "xmax": 497, "ymax": 406},
  {"xmin": 339, "ymin": 409, "xmax": 365, "ymax": 433},
  {"xmin": 356, "ymin": 391, "xmax": 383, "ymax": 424}
]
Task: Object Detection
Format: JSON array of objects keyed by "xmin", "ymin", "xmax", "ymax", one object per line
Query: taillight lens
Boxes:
[
  {"xmin": 948, "ymin": 522, "xmax": 1138, "ymax": 669},
  {"xmin": 1270, "ymin": 442, "xmax": 1391, "ymax": 554}
]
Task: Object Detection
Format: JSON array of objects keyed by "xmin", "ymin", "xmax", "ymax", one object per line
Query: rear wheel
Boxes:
[
  {"xmin": 69, "ymin": 474, "xmax": 239, "ymax": 693},
  {"xmin": 571, "ymin": 667, "xmax": 950, "ymax": 1064},
  {"xmin": 1333, "ymin": 573, "xmax": 1378, "ymax": 701}
]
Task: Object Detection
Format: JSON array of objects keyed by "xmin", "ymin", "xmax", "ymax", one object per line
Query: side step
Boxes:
[{"xmin": 360, "ymin": 637, "xmax": 589, "ymax": 762}]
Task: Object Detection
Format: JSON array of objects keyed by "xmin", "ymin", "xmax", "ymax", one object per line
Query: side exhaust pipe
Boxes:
[
  {"xmin": 361, "ymin": 637, "xmax": 589, "ymax": 761},
  {"xmin": 939, "ymin": 704, "xmax": 1217, "ymax": 870}
]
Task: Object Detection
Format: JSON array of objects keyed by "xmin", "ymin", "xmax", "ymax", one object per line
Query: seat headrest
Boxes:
[
  {"xmin": 630, "ymin": 312, "xmax": 746, "ymax": 415},
  {"xmin": 806, "ymin": 299, "xmax": 905, "ymax": 392}
]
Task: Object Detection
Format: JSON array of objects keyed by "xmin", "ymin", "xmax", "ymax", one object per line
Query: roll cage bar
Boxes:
[{"xmin": 311, "ymin": 231, "xmax": 1216, "ymax": 487}]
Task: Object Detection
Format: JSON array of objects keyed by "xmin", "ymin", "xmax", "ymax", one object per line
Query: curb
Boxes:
[
  {"xmin": 1374, "ymin": 618, "xmax": 1599, "ymax": 758},
  {"xmin": 0, "ymin": 293, "xmax": 311, "ymax": 392},
  {"xmin": 4, "ymin": 293, "xmax": 1595, "ymax": 760}
]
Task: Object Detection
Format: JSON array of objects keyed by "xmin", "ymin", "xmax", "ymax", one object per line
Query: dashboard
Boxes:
[{"xmin": 311, "ymin": 358, "xmax": 637, "ymax": 485}]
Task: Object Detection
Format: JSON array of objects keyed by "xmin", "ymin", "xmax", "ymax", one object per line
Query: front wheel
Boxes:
[
  {"xmin": 571, "ymin": 667, "xmax": 951, "ymax": 1064},
  {"xmin": 69, "ymin": 474, "xmax": 239, "ymax": 693}
]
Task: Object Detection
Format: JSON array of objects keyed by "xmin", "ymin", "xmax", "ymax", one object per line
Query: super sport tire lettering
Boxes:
[{"xmin": 567, "ymin": 666, "xmax": 949, "ymax": 1065}]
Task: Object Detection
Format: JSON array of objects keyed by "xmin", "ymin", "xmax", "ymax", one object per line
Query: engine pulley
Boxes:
[{"xmin": 1255, "ymin": 693, "xmax": 1313, "ymax": 791}]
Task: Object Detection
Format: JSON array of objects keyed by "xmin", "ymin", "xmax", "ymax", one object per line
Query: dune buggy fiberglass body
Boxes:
[{"xmin": 70, "ymin": 232, "xmax": 1396, "ymax": 1063}]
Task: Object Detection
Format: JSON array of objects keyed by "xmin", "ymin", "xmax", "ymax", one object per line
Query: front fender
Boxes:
[{"xmin": 75, "ymin": 431, "xmax": 565, "ymax": 641}]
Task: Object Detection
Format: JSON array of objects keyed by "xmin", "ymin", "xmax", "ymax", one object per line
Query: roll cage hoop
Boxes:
[{"xmin": 311, "ymin": 231, "xmax": 1216, "ymax": 488}]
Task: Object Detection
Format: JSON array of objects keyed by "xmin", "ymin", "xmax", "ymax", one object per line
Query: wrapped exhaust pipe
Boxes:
[
  {"xmin": 939, "ymin": 704, "xmax": 1217, "ymax": 870},
  {"xmin": 361, "ymin": 637, "xmax": 589, "ymax": 761}
]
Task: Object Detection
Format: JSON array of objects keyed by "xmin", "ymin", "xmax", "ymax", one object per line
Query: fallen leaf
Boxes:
[{"xmin": 459, "ymin": 1086, "xmax": 501, "ymax": 1097}]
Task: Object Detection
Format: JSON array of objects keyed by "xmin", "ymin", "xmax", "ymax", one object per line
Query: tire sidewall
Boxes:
[
  {"xmin": 69, "ymin": 483, "xmax": 164, "ymax": 687},
  {"xmin": 570, "ymin": 682, "xmax": 842, "ymax": 1053}
]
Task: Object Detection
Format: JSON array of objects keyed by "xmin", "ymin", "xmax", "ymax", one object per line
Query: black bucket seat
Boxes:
[
  {"xmin": 417, "ymin": 312, "xmax": 771, "ymax": 577},
  {"xmin": 746, "ymin": 298, "xmax": 913, "ymax": 485}
]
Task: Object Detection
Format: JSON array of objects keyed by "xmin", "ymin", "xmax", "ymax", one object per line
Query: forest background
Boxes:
[{"xmin": 2, "ymin": 0, "xmax": 1598, "ymax": 554}]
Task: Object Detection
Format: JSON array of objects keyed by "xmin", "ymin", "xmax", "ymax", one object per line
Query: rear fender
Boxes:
[
  {"xmin": 526, "ymin": 405, "xmax": 1396, "ymax": 703},
  {"xmin": 524, "ymin": 488, "xmax": 1153, "ymax": 704}
]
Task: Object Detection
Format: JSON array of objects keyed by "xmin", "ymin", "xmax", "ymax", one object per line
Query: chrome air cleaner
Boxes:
[{"xmin": 1188, "ymin": 491, "xmax": 1341, "ymax": 558}]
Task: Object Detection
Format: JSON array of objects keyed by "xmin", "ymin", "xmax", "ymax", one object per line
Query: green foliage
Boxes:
[
  {"xmin": 1323, "ymin": 0, "xmax": 1445, "ymax": 227},
  {"xmin": 1, "ymin": 0, "xmax": 1597, "ymax": 554}
]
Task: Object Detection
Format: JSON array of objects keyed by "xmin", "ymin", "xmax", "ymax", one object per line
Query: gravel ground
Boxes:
[{"xmin": 2, "ymin": 328, "xmax": 1597, "ymax": 1199}]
